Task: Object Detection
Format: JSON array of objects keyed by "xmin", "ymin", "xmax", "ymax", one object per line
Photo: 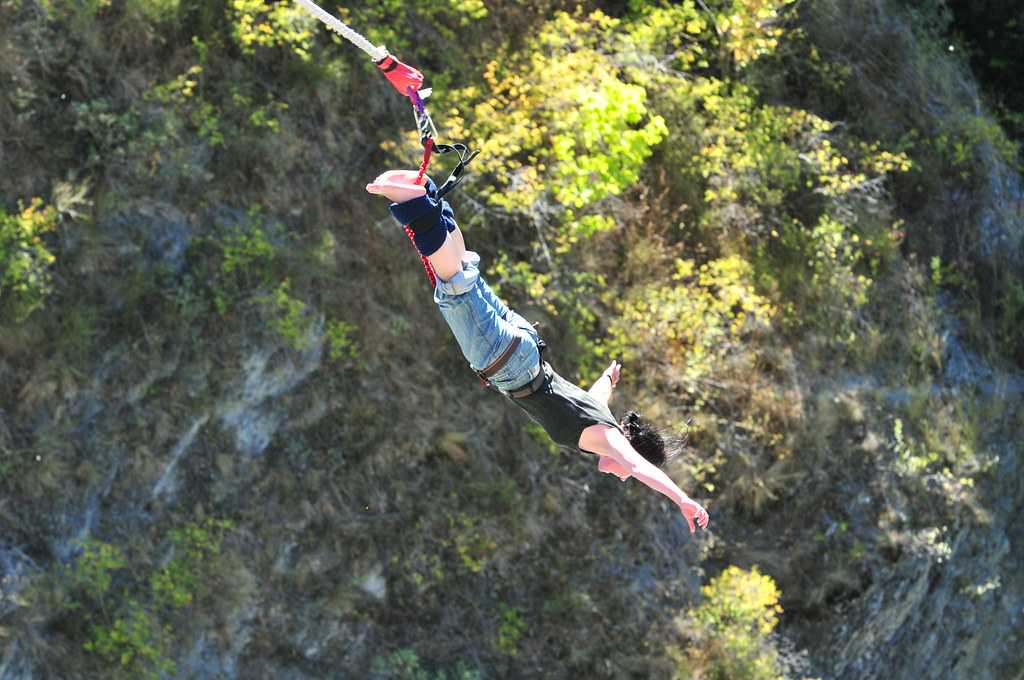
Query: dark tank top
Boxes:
[{"xmin": 511, "ymin": 362, "xmax": 621, "ymax": 451}]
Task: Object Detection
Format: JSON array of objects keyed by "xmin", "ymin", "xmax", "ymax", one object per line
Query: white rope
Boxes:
[{"xmin": 293, "ymin": 0, "xmax": 388, "ymax": 62}]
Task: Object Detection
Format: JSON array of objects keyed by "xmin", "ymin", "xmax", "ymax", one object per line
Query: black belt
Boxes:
[{"xmin": 507, "ymin": 362, "xmax": 548, "ymax": 399}]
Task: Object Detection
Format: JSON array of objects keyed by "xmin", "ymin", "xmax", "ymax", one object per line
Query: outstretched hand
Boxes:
[
  {"xmin": 366, "ymin": 170, "xmax": 427, "ymax": 203},
  {"xmin": 679, "ymin": 498, "xmax": 710, "ymax": 534}
]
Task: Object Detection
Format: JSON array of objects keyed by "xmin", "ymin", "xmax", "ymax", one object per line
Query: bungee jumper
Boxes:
[
  {"xmin": 297, "ymin": 1, "xmax": 709, "ymax": 533},
  {"xmin": 294, "ymin": 0, "xmax": 477, "ymax": 287}
]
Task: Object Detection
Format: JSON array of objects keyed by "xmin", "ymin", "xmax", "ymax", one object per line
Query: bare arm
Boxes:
[
  {"xmin": 604, "ymin": 427, "xmax": 688, "ymax": 504},
  {"xmin": 587, "ymin": 360, "xmax": 621, "ymax": 405},
  {"xmin": 582, "ymin": 426, "xmax": 710, "ymax": 532}
]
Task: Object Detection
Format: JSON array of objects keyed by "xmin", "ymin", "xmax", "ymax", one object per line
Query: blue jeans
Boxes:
[{"xmin": 434, "ymin": 251, "xmax": 542, "ymax": 393}]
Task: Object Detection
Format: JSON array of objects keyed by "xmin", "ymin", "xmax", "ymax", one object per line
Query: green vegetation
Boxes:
[
  {"xmin": 0, "ymin": 199, "xmax": 58, "ymax": 321},
  {"xmin": 670, "ymin": 566, "xmax": 785, "ymax": 680},
  {"xmin": 372, "ymin": 648, "xmax": 482, "ymax": 680},
  {"xmin": 495, "ymin": 603, "xmax": 527, "ymax": 657},
  {"xmin": 28, "ymin": 520, "xmax": 235, "ymax": 679},
  {"xmin": 230, "ymin": 0, "xmax": 316, "ymax": 60}
]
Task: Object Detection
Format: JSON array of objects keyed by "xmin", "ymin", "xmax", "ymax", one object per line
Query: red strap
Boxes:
[
  {"xmin": 404, "ymin": 224, "xmax": 436, "ymax": 288},
  {"xmin": 415, "ymin": 139, "xmax": 434, "ymax": 185},
  {"xmin": 402, "ymin": 139, "xmax": 437, "ymax": 289}
]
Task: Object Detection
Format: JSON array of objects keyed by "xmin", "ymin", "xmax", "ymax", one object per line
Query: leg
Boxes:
[
  {"xmin": 450, "ymin": 222, "xmax": 467, "ymax": 256},
  {"xmin": 476, "ymin": 275, "xmax": 538, "ymax": 343},
  {"xmin": 431, "ymin": 222, "xmax": 530, "ymax": 337},
  {"xmin": 387, "ymin": 181, "xmax": 466, "ymax": 282},
  {"xmin": 433, "ymin": 254, "xmax": 541, "ymax": 390}
]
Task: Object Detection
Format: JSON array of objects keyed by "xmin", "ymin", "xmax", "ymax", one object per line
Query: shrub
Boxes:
[
  {"xmin": 259, "ymin": 279, "xmax": 318, "ymax": 352},
  {"xmin": 371, "ymin": 648, "xmax": 482, "ymax": 680},
  {"xmin": 0, "ymin": 199, "xmax": 59, "ymax": 322},
  {"xmin": 495, "ymin": 603, "xmax": 527, "ymax": 657},
  {"xmin": 669, "ymin": 565, "xmax": 785, "ymax": 680},
  {"xmin": 326, "ymin": 319, "xmax": 360, "ymax": 363},
  {"xmin": 150, "ymin": 519, "xmax": 232, "ymax": 610},
  {"xmin": 230, "ymin": 0, "xmax": 316, "ymax": 61},
  {"xmin": 43, "ymin": 521, "xmax": 234, "ymax": 679},
  {"xmin": 83, "ymin": 601, "xmax": 175, "ymax": 680},
  {"xmin": 443, "ymin": 9, "xmax": 667, "ymax": 226},
  {"xmin": 603, "ymin": 255, "xmax": 776, "ymax": 388}
]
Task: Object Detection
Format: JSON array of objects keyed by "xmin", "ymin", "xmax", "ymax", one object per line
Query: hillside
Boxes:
[{"xmin": 1, "ymin": 1, "xmax": 1022, "ymax": 678}]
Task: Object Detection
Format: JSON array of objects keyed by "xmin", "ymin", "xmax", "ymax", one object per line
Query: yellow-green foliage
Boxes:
[
  {"xmin": 230, "ymin": 0, "xmax": 316, "ymax": 61},
  {"xmin": 372, "ymin": 648, "xmax": 483, "ymax": 680},
  {"xmin": 887, "ymin": 397, "xmax": 993, "ymax": 518},
  {"xmin": 934, "ymin": 113, "xmax": 1019, "ymax": 177},
  {"xmin": 334, "ymin": 0, "xmax": 492, "ymax": 55},
  {"xmin": 623, "ymin": 7, "xmax": 911, "ymax": 333},
  {"xmin": 62, "ymin": 522, "xmax": 233, "ymax": 679},
  {"xmin": 714, "ymin": 0, "xmax": 795, "ymax": 70},
  {"xmin": 326, "ymin": 319, "xmax": 360, "ymax": 363},
  {"xmin": 443, "ymin": 10, "xmax": 667, "ymax": 224},
  {"xmin": 604, "ymin": 256, "xmax": 775, "ymax": 386},
  {"xmin": 0, "ymin": 198, "xmax": 58, "ymax": 322},
  {"xmin": 689, "ymin": 78, "xmax": 911, "ymax": 217},
  {"xmin": 261, "ymin": 280, "xmax": 315, "ymax": 350},
  {"xmin": 148, "ymin": 40, "xmax": 288, "ymax": 148},
  {"xmin": 447, "ymin": 0, "xmax": 487, "ymax": 25},
  {"xmin": 611, "ymin": 1, "xmax": 913, "ymax": 355},
  {"xmin": 206, "ymin": 216, "xmax": 279, "ymax": 315},
  {"xmin": 69, "ymin": 540, "xmax": 127, "ymax": 603},
  {"xmin": 670, "ymin": 566, "xmax": 784, "ymax": 680},
  {"xmin": 66, "ymin": 540, "xmax": 172, "ymax": 679},
  {"xmin": 449, "ymin": 512, "xmax": 497, "ymax": 574},
  {"xmin": 696, "ymin": 566, "xmax": 782, "ymax": 635},
  {"xmin": 495, "ymin": 603, "xmax": 527, "ymax": 657},
  {"xmin": 260, "ymin": 282, "xmax": 360, "ymax": 363},
  {"xmin": 150, "ymin": 519, "xmax": 231, "ymax": 609},
  {"xmin": 623, "ymin": 1, "xmax": 711, "ymax": 71},
  {"xmin": 83, "ymin": 601, "xmax": 175, "ymax": 680},
  {"xmin": 150, "ymin": 63, "xmax": 223, "ymax": 146},
  {"xmin": 678, "ymin": 75, "xmax": 910, "ymax": 335},
  {"xmin": 220, "ymin": 222, "xmax": 276, "ymax": 278},
  {"xmin": 624, "ymin": 0, "xmax": 794, "ymax": 74}
]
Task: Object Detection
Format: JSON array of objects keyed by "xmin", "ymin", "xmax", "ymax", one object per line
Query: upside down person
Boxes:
[{"xmin": 366, "ymin": 170, "xmax": 710, "ymax": 534}]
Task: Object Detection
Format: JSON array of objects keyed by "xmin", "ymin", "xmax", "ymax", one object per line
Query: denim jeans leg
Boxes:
[
  {"xmin": 477, "ymin": 276, "xmax": 540, "ymax": 344},
  {"xmin": 432, "ymin": 252, "xmax": 540, "ymax": 391}
]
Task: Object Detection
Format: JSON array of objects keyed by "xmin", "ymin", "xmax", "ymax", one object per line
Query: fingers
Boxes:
[
  {"xmin": 365, "ymin": 181, "xmax": 427, "ymax": 200},
  {"xmin": 683, "ymin": 505, "xmax": 710, "ymax": 533},
  {"xmin": 366, "ymin": 170, "xmax": 429, "ymax": 198},
  {"xmin": 373, "ymin": 169, "xmax": 423, "ymax": 185}
]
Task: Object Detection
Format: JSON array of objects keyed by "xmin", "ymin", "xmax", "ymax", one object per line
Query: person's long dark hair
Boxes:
[{"xmin": 622, "ymin": 411, "xmax": 688, "ymax": 467}]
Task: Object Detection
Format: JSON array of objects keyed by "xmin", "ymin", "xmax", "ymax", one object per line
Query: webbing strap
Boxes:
[{"xmin": 433, "ymin": 143, "xmax": 480, "ymax": 197}]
